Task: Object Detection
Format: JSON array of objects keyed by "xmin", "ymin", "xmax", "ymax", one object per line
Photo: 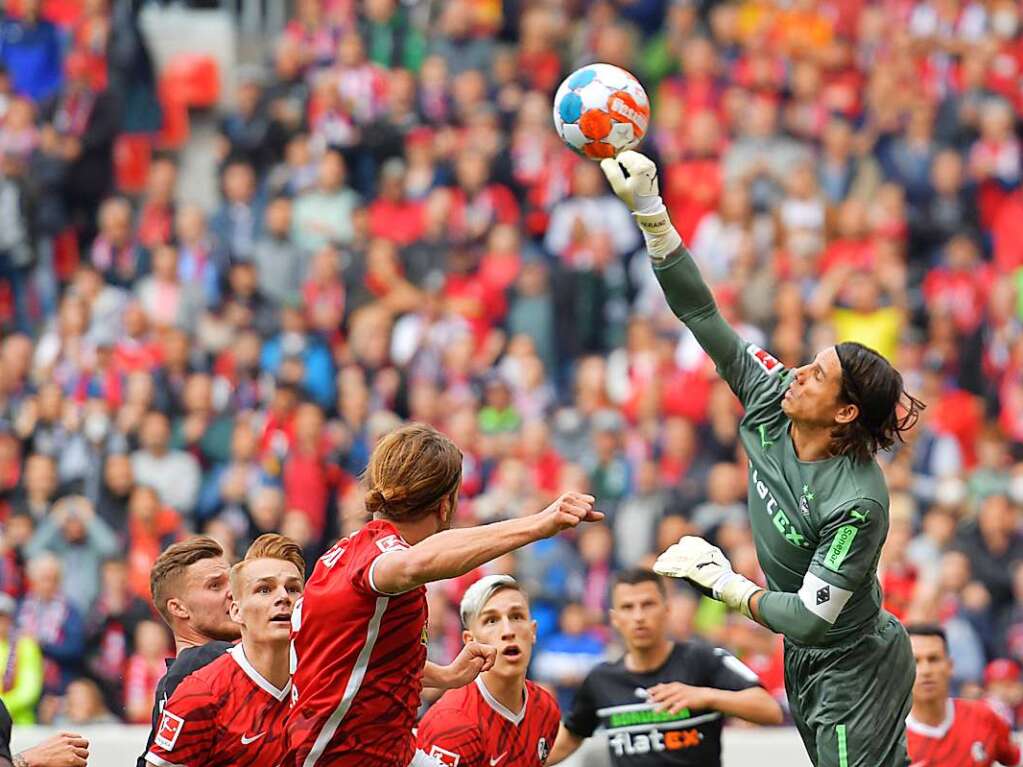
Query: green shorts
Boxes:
[{"xmin": 784, "ymin": 611, "xmax": 914, "ymax": 767}]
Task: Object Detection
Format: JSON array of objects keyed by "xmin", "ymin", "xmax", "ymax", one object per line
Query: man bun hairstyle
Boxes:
[
  {"xmin": 833, "ymin": 341, "xmax": 925, "ymax": 464},
  {"xmin": 364, "ymin": 423, "xmax": 463, "ymax": 522}
]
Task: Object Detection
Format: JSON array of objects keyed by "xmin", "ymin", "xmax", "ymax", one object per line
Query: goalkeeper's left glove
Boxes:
[{"xmin": 653, "ymin": 536, "xmax": 761, "ymax": 619}]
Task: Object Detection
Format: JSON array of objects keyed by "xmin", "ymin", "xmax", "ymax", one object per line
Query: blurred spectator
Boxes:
[
  {"xmin": 85, "ymin": 558, "xmax": 151, "ymax": 719},
  {"xmin": 23, "ymin": 495, "xmax": 117, "ymax": 613},
  {"xmin": 533, "ymin": 602, "xmax": 607, "ymax": 711},
  {"xmin": 291, "ymin": 149, "xmax": 359, "ymax": 252},
  {"xmin": 130, "ymin": 411, "xmax": 200, "ymax": 515},
  {"xmin": 53, "ymin": 677, "xmax": 116, "ymax": 726},
  {"xmin": 0, "ymin": 592, "xmax": 42, "ymax": 724},
  {"xmin": 0, "ymin": 0, "xmax": 62, "ymax": 102},
  {"xmin": 122, "ymin": 619, "xmax": 170, "ymax": 724},
  {"xmin": 17, "ymin": 554, "xmax": 84, "ymax": 699}
]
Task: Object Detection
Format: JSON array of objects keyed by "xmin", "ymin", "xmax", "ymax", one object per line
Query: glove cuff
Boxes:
[
  {"xmin": 633, "ymin": 205, "xmax": 682, "ymax": 261},
  {"xmin": 713, "ymin": 573, "xmax": 761, "ymax": 620}
]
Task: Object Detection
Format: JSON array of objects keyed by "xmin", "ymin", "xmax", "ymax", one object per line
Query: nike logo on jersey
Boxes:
[
  {"xmin": 489, "ymin": 752, "xmax": 508, "ymax": 766},
  {"xmin": 241, "ymin": 732, "xmax": 266, "ymax": 745}
]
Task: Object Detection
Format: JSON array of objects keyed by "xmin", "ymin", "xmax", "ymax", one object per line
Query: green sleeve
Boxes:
[
  {"xmin": 756, "ymin": 591, "xmax": 832, "ymax": 645},
  {"xmin": 0, "ymin": 639, "xmax": 43, "ymax": 723},
  {"xmin": 807, "ymin": 500, "xmax": 887, "ymax": 592},
  {"xmin": 653, "ymin": 247, "xmax": 789, "ymax": 408},
  {"xmin": 756, "ymin": 499, "xmax": 886, "ymax": 644}
]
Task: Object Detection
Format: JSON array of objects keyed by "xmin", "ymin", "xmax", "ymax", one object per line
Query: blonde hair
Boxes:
[
  {"xmin": 151, "ymin": 537, "xmax": 225, "ymax": 624},
  {"xmin": 229, "ymin": 533, "xmax": 306, "ymax": 594},
  {"xmin": 364, "ymin": 423, "xmax": 462, "ymax": 522}
]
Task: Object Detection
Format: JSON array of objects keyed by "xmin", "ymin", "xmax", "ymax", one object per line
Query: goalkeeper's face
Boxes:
[
  {"xmin": 464, "ymin": 588, "xmax": 536, "ymax": 679},
  {"xmin": 910, "ymin": 634, "xmax": 952, "ymax": 705},
  {"xmin": 610, "ymin": 581, "xmax": 668, "ymax": 652},
  {"xmin": 782, "ymin": 347, "xmax": 858, "ymax": 429}
]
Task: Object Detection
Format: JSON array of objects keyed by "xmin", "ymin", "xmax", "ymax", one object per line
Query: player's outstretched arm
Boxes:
[
  {"xmin": 601, "ymin": 153, "xmax": 749, "ymax": 378},
  {"xmin": 372, "ymin": 493, "xmax": 601, "ymax": 595}
]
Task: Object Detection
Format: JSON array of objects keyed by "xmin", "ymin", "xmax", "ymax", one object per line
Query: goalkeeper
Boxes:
[{"xmin": 602, "ymin": 152, "xmax": 924, "ymax": 767}]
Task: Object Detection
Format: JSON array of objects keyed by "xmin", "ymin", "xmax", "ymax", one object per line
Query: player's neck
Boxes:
[
  {"xmin": 173, "ymin": 624, "xmax": 219, "ymax": 655},
  {"xmin": 378, "ymin": 513, "xmax": 439, "ymax": 546},
  {"xmin": 910, "ymin": 696, "xmax": 950, "ymax": 728},
  {"xmin": 479, "ymin": 671, "xmax": 526, "ymax": 716},
  {"xmin": 240, "ymin": 634, "xmax": 291, "ymax": 691},
  {"xmin": 789, "ymin": 422, "xmax": 834, "ymax": 462},
  {"xmin": 624, "ymin": 639, "xmax": 673, "ymax": 674}
]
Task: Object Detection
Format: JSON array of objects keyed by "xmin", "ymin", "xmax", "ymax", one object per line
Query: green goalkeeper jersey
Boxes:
[{"xmin": 653, "ymin": 248, "xmax": 888, "ymax": 647}]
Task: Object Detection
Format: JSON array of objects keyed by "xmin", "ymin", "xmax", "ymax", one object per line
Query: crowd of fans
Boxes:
[{"xmin": 0, "ymin": 0, "xmax": 1023, "ymax": 731}]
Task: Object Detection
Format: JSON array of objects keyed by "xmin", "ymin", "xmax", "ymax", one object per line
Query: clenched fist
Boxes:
[{"xmin": 535, "ymin": 492, "xmax": 603, "ymax": 538}]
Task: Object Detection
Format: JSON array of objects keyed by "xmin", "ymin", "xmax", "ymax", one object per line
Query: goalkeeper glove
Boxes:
[
  {"xmin": 654, "ymin": 536, "xmax": 761, "ymax": 619},
  {"xmin": 600, "ymin": 150, "xmax": 682, "ymax": 260}
]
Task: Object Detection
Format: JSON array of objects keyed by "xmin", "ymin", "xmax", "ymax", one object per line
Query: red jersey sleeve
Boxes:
[
  {"xmin": 145, "ymin": 675, "xmax": 218, "ymax": 767},
  {"xmin": 328, "ymin": 524, "xmax": 412, "ymax": 597},
  {"xmin": 988, "ymin": 705, "xmax": 1022, "ymax": 767},
  {"xmin": 417, "ymin": 703, "xmax": 485, "ymax": 767}
]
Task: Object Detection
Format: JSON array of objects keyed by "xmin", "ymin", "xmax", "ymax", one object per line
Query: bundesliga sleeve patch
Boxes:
[
  {"xmin": 155, "ymin": 710, "xmax": 185, "ymax": 751},
  {"xmin": 746, "ymin": 344, "xmax": 782, "ymax": 375},
  {"xmin": 428, "ymin": 745, "xmax": 461, "ymax": 766}
]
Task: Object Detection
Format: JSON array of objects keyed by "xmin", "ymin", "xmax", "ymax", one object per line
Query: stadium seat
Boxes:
[
  {"xmin": 162, "ymin": 53, "xmax": 221, "ymax": 109},
  {"xmin": 114, "ymin": 134, "xmax": 153, "ymax": 195}
]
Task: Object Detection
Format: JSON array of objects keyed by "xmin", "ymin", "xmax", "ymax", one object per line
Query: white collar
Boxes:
[
  {"xmin": 475, "ymin": 676, "xmax": 527, "ymax": 726},
  {"xmin": 227, "ymin": 644, "xmax": 292, "ymax": 702},
  {"xmin": 906, "ymin": 699, "xmax": 955, "ymax": 739}
]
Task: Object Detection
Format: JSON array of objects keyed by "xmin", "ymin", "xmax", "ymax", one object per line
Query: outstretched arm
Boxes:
[
  {"xmin": 371, "ymin": 493, "xmax": 600, "ymax": 594},
  {"xmin": 602, "ymin": 152, "xmax": 786, "ymax": 407}
]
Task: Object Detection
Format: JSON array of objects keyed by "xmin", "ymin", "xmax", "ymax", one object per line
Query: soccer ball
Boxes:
[{"xmin": 552, "ymin": 63, "xmax": 650, "ymax": 160}]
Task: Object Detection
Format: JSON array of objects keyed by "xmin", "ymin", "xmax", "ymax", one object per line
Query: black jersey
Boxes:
[
  {"xmin": 0, "ymin": 699, "xmax": 12, "ymax": 766},
  {"xmin": 563, "ymin": 641, "xmax": 761, "ymax": 767},
  {"xmin": 135, "ymin": 640, "xmax": 233, "ymax": 767}
]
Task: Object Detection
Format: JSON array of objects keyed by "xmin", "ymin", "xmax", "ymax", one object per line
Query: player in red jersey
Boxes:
[
  {"xmin": 906, "ymin": 625, "xmax": 1021, "ymax": 767},
  {"xmin": 146, "ymin": 534, "xmax": 305, "ymax": 767},
  {"xmin": 285, "ymin": 424, "xmax": 601, "ymax": 767},
  {"xmin": 417, "ymin": 575, "xmax": 560, "ymax": 767}
]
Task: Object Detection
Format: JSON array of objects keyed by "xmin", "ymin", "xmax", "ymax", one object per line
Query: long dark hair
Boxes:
[{"xmin": 831, "ymin": 342, "xmax": 925, "ymax": 463}]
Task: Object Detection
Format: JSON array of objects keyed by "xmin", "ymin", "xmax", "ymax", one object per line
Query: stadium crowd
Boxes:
[{"xmin": 1, "ymin": 0, "xmax": 1023, "ymax": 732}]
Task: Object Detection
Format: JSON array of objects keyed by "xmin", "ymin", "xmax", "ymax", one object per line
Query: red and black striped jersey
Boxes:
[
  {"xmin": 907, "ymin": 698, "xmax": 1021, "ymax": 767},
  {"xmin": 284, "ymin": 520, "xmax": 428, "ymax": 767},
  {"xmin": 417, "ymin": 678, "xmax": 560, "ymax": 767},
  {"xmin": 145, "ymin": 644, "xmax": 291, "ymax": 767}
]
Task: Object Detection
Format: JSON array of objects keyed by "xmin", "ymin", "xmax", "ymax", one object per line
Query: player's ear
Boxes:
[
  {"xmin": 461, "ymin": 629, "xmax": 474, "ymax": 646},
  {"xmin": 166, "ymin": 597, "xmax": 189, "ymax": 621},
  {"xmin": 229, "ymin": 599, "xmax": 242, "ymax": 626},
  {"xmin": 834, "ymin": 402, "xmax": 858, "ymax": 425},
  {"xmin": 530, "ymin": 619, "xmax": 537, "ymax": 643}
]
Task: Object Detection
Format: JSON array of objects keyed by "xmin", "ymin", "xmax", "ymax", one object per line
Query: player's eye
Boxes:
[
  {"xmin": 288, "ymin": 586, "xmax": 302, "ymax": 594},
  {"xmin": 258, "ymin": 586, "xmax": 271, "ymax": 594}
]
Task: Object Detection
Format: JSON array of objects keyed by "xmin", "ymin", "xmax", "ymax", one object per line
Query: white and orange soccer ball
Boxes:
[{"xmin": 552, "ymin": 63, "xmax": 650, "ymax": 160}]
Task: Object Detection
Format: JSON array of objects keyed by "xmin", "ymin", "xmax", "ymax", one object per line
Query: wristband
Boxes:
[
  {"xmin": 713, "ymin": 572, "xmax": 761, "ymax": 620},
  {"xmin": 633, "ymin": 205, "xmax": 682, "ymax": 260}
]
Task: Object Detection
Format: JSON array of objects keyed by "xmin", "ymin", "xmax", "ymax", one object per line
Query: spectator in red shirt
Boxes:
[
  {"xmin": 123, "ymin": 619, "xmax": 171, "ymax": 724},
  {"xmin": 367, "ymin": 158, "xmax": 425, "ymax": 246}
]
